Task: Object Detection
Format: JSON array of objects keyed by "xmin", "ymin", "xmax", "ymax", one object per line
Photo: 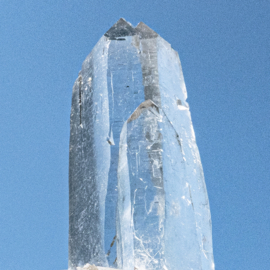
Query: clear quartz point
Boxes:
[{"xmin": 69, "ymin": 18, "xmax": 214, "ymax": 270}]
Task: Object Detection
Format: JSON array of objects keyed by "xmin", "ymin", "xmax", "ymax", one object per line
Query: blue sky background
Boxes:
[{"xmin": 0, "ymin": 1, "xmax": 269, "ymax": 269}]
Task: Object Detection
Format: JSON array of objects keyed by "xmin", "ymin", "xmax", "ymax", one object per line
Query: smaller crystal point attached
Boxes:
[
  {"xmin": 127, "ymin": 99, "xmax": 159, "ymax": 123},
  {"xmin": 135, "ymin": 22, "xmax": 159, "ymax": 39},
  {"xmin": 104, "ymin": 18, "xmax": 136, "ymax": 39}
]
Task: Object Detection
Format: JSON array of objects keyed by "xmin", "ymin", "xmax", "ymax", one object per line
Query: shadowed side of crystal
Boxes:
[
  {"xmin": 69, "ymin": 36, "xmax": 111, "ymax": 269},
  {"xmin": 133, "ymin": 25, "xmax": 161, "ymax": 107}
]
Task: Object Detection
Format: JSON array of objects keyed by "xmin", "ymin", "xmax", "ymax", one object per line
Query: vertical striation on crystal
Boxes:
[
  {"xmin": 69, "ymin": 18, "xmax": 214, "ymax": 270},
  {"xmin": 69, "ymin": 36, "xmax": 111, "ymax": 269}
]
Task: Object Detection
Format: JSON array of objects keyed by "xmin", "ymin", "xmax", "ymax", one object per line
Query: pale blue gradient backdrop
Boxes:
[{"xmin": 0, "ymin": 1, "xmax": 269, "ymax": 269}]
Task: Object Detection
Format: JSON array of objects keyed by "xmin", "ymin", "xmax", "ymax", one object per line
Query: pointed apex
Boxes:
[
  {"xmin": 135, "ymin": 22, "xmax": 158, "ymax": 39},
  {"xmin": 105, "ymin": 18, "xmax": 136, "ymax": 39},
  {"xmin": 128, "ymin": 100, "xmax": 159, "ymax": 123}
]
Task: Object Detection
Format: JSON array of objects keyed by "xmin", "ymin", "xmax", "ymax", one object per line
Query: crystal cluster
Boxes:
[{"xmin": 69, "ymin": 18, "xmax": 214, "ymax": 270}]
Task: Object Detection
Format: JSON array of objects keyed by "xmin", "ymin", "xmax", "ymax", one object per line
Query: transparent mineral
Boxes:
[{"xmin": 69, "ymin": 18, "xmax": 214, "ymax": 270}]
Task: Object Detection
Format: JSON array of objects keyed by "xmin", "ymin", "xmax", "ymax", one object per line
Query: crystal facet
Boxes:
[{"xmin": 69, "ymin": 18, "xmax": 214, "ymax": 270}]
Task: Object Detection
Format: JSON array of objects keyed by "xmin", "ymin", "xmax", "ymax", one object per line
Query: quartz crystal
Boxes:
[{"xmin": 69, "ymin": 18, "xmax": 214, "ymax": 270}]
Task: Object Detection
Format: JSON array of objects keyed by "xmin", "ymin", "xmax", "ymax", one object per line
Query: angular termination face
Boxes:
[{"xmin": 69, "ymin": 18, "xmax": 215, "ymax": 270}]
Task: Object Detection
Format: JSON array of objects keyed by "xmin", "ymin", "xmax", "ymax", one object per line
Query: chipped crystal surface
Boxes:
[{"xmin": 69, "ymin": 18, "xmax": 214, "ymax": 270}]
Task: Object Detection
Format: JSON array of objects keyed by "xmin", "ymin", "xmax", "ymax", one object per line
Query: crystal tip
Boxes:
[{"xmin": 104, "ymin": 18, "xmax": 158, "ymax": 39}]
